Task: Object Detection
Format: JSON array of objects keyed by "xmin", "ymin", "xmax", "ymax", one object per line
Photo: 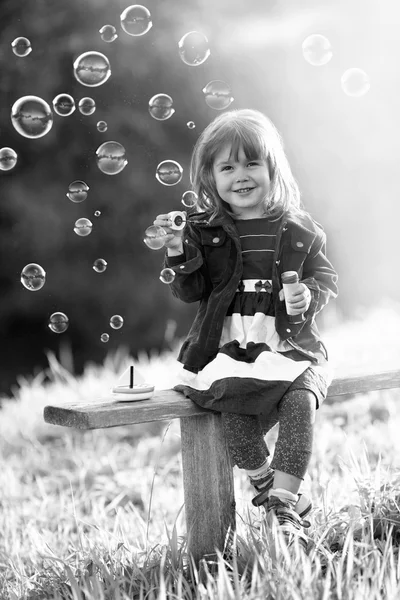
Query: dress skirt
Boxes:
[{"xmin": 174, "ymin": 282, "xmax": 332, "ymax": 421}]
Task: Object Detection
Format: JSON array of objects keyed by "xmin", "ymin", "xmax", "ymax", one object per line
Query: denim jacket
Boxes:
[{"xmin": 164, "ymin": 210, "xmax": 338, "ymax": 373}]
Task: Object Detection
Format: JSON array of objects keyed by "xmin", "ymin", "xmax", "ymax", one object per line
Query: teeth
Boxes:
[{"xmin": 236, "ymin": 188, "xmax": 253, "ymax": 192}]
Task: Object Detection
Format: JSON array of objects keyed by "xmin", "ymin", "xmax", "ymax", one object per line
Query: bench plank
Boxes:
[{"xmin": 43, "ymin": 369, "xmax": 400, "ymax": 430}]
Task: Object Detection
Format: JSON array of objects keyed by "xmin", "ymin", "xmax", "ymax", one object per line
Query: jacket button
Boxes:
[
  {"xmin": 296, "ymin": 241, "xmax": 304, "ymax": 248},
  {"xmin": 185, "ymin": 239, "xmax": 189, "ymax": 243},
  {"xmin": 179, "ymin": 265, "xmax": 185, "ymax": 269},
  {"xmin": 286, "ymin": 328, "xmax": 291, "ymax": 333},
  {"xmin": 212, "ymin": 237, "xmax": 220, "ymax": 243},
  {"xmin": 275, "ymin": 260, "xmax": 280, "ymax": 266}
]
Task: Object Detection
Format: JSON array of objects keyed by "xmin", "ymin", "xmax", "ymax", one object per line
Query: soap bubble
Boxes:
[
  {"xmin": 181, "ymin": 190, "xmax": 198, "ymax": 208},
  {"xmin": 53, "ymin": 93, "xmax": 76, "ymax": 117},
  {"xmin": 73, "ymin": 51, "xmax": 111, "ymax": 87},
  {"xmin": 48, "ymin": 312, "xmax": 69, "ymax": 334},
  {"xmin": 21, "ymin": 263, "xmax": 46, "ymax": 291},
  {"xmin": 78, "ymin": 97, "xmax": 96, "ymax": 116},
  {"xmin": 143, "ymin": 225, "xmax": 167, "ymax": 250},
  {"xmin": 93, "ymin": 258, "xmax": 107, "ymax": 273},
  {"xmin": 156, "ymin": 160, "xmax": 183, "ymax": 186},
  {"xmin": 302, "ymin": 34, "xmax": 332, "ymax": 66},
  {"xmin": 96, "ymin": 141, "xmax": 128, "ymax": 175},
  {"xmin": 110, "ymin": 314, "xmax": 124, "ymax": 329},
  {"xmin": 101, "ymin": 333, "xmax": 110, "ymax": 343},
  {"xmin": 187, "ymin": 121, "xmax": 196, "ymax": 129},
  {"xmin": 99, "ymin": 24, "xmax": 118, "ymax": 43},
  {"xmin": 94, "ymin": 210, "xmax": 101, "ymax": 217},
  {"xmin": 11, "ymin": 37, "xmax": 32, "ymax": 57},
  {"xmin": 203, "ymin": 81, "xmax": 234, "ymax": 110},
  {"xmin": 120, "ymin": 5, "xmax": 152, "ymax": 36},
  {"xmin": 159, "ymin": 268, "xmax": 176, "ymax": 284},
  {"xmin": 97, "ymin": 120, "xmax": 108, "ymax": 132},
  {"xmin": 0, "ymin": 147, "xmax": 18, "ymax": 171},
  {"xmin": 74, "ymin": 218, "xmax": 93, "ymax": 236},
  {"xmin": 67, "ymin": 180, "xmax": 89, "ymax": 203},
  {"xmin": 148, "ymin": 94, "xmax": 175, "ymax": 121},
  {"xmin": 11, "ymin": 95, "xmax": 53, "ymax": 139},
  {"xmin": 341, "ymin": 68, "xmax": 370, "ymax": 97},
  {"xmin": 178, "ymin": 31, "xmax": 210, "ymax": 66}
]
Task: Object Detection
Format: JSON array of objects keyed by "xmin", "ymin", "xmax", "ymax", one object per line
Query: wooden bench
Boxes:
[{"xmin": 43, "ymin": 369, "xmax": 400, "ymax": 564}]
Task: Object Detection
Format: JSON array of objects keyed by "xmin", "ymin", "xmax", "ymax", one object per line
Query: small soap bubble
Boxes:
[
  {"xmin": 93, "ymin": 258, "xmax": 107, "ymax": 273},
  {"xmin": 302, "ymin": 34, "xmax": 333, "ymax": 66},
  {"xmin": 156, "ymin": 160, "xmax": 183, "ymax": 186},
  {"xmin": 101, "ymin": 333, "xmax": 110, "ymax": 343},
  {"xmin": 73, "ymin": 51, "xmax": 111, "ymax": 87},
  {"xmin": 74, "ymin": 218, "xmax": 93, "ymax": 236},
  {"xmin": 11, "ymin": 37, "xmax": 32, "ymax": 57},
  {"xmin": 203, "ymin": 81, "xmax": 234, "ymax": 110},
  {"xmin": 67, "ymin": 180, "xmax": 89, "ymax": 203},
  {"xmin": 181, "ymin": 190, "xmax": 198, "ymax": 208},
  {"xmin": 48, "ymin": 312, "xmax": 69, "ymax": 334},
  {"xmin": 99, "ymin": 24, "xmax": 118, "ymax": 43},
  {"xmin": 11, "ymin": 95, "xmax": 53, "ymax": 139},
  {"xmin": 159, "ymin": 268, "xmax": 176, "ymax": 284},
  {"xmin": 21, "ymin": 263, "xmax": 46, "ymax": 291},
  {"xmin": 78, "ymin": 97, "xmax": 96, "ymax": 116},
  {"xmin": 94, "ymin": 210, "xmax": 101, "ymax": 217},
  {"xmin": 148, "ymin": 94, "xmax": 175, "ymax": 121},
  {"xmin": 341, "ymin": 68, "xmax": 370, "ymax": 97},
  {"xmin": 53, "ymin": 93, "xmax": 75, "ymax": 117},
  {"xmin": 96, "ymin": 141, "xmax": 128, "ymax": 175},
  {"xmin": 0, "ymin": 147, "xmax": 18, "ymax": 171},
  {"xmin": 110, "ymin": 314, "xmax": 124, "ymax": 329},
  {"xmin": 178, "ymin": 31, "xmax": 210, "ymax": 66},
  {"xmin": 97, "ymin": 120, "xmax": 108, "ymax": 132},
  {"xmin": 120, "ymin": 5, "xmax": 152, "ymax": 36},
  {"xmin": 187, "ymin": 121, "xmax": 196, "ymax": 129},
  {"xmin": 143, "ymin": 225, "xmax": 167, "ymax": 250}
]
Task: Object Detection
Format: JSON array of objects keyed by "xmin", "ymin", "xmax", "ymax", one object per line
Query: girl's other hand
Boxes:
[
  {"xmin": 154, "ymin": 213, "xmax": 185, "ymax": 250},
  {"xmin": 279, "ymin": 284, "xmax": 311, "ymax": 314}
]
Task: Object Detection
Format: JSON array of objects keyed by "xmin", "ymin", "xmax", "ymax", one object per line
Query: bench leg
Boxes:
[{"xmin": 180, "ymin": 412, "xmax": 236, "ymax": 566}]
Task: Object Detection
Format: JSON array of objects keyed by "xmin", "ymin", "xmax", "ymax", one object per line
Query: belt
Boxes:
[{"xmin": 236, "ymin": 279, "xmax": 273, "ymax": 293}]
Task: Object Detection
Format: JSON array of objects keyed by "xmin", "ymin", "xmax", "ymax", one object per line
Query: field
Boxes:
[{"xmin": 1, "ymin": 303, "xmax": 400, "ymax": 599}]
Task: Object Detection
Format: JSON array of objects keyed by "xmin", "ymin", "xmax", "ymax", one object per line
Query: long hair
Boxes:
[{"xmin": 190, "ymin": 109, "xmax": 305, "ymax": 221}]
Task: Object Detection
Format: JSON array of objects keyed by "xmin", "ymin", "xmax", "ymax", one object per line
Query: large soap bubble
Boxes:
[
  {"xmin": 181, "ymin": 190, "xmax": 198, "ymax": 208},
  {"xmin": 120, "ymin": 5, "xmax": 152, "ymax": 36},
  {"xmin": 110, "ymin": 315, "xmax": 124, "ymax": 329},
  {"xmin": 341, "ymin": 68, "xmax": 370, "ymax": 97},
  {"xmin": 203, "ymin": 81, "xmax": 234, "ymax": 110},
  {"xmin": 93, "ymin": 258, "xmax": 107, "ymax": 273},
  {"xmin": 148, "ymin": 94, "xmax": 175, "ymax": 120},
  {"xmin": 178, "ymin": 31, "xmax": 210, "ymax": 66},
  {"xmin": 48, "ymin": 312, "xmax": 69, "ymax": 333},
  {"xmin": 11, "ymin": 95, "xmax": 53, "ymax": 139},
  {"xmin": 302, "ymin": 34, "xmax": 332, "ymax": 66},
  {"xmin": 21, "ymin": 263, "xmax": 46, "ymax": 291},
  {"xmin": 78, "ymin": 97, "xmax": 96, "ymax": 116},
  {"xmin": 159, "ymin": 268, "xmax": 176, "ymax": 284},
  {"xmin": 11, "ymin": 37, "xmax": 32, "ymax": 57},
  {"xmin": 73, "ymin": 51, "xmax": 111, "ymax": 87},
  {"xmin": 156, "ymin": 160, "xmax": 183, "ymax": 186},
  {"xmin": 143, "ymin": 225, "xmax": 167, "ymax": 250},
  {"xmin": 53, "ymin": 93, "xmax": 75, "ymax": 117},
  {"xmin": 96, "ymin": 141, "xmax": 128, "ymax": 175},
  {"xmin": 0, "ymin": 147, "xmax": 18, "ymax": 171},
  {"xmin": 67, "ymin": 180, "xmax": 89, "ymax": 203}
]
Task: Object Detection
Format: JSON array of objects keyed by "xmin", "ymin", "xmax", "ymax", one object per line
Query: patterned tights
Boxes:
[{"xmin": 221, "ymin": 389, "xmax": 316, "ymax": 480}]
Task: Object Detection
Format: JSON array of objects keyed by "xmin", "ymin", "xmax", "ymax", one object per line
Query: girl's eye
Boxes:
[
  {"xmin": 248, "ymin": 161, "xmax": 259, "ymax": 166},
  {"xmin": 221, "ymin": 165, "xmax": 232, "ymax": 171}
]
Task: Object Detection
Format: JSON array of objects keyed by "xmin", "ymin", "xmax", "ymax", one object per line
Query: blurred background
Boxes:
[{"xmin": 0, "ymin": 0, "xmax": 399, "ymax": 397}]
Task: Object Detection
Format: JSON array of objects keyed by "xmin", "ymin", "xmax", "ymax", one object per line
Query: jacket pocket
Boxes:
[{"xmin": 200, "ymin": 229, "xmax": 229, "ymax": 284}]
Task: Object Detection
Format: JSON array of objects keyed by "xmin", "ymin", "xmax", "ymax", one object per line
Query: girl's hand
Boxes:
[
  {"xmin": 279, "ymin": 283, "xmax": 311, "ymax": 315},
  {"xmin": 153, "ymin": 213, "xmax": 186, "ymax": 250}
]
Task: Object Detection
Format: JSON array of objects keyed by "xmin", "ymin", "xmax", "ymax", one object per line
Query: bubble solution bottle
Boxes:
[{"xmin": 281, "ymin": 271, "xmax": 306, "ymax": 324}]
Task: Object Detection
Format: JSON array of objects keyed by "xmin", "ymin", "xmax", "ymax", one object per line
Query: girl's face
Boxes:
[{"xmin": 212, "ymin": 144, "xmax": 271, "ymax": 219}]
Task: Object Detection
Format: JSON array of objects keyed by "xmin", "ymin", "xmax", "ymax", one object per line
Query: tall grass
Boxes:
[{"xmin": 1, "ymin": 304, "xmax": 400, "ymax": 599}]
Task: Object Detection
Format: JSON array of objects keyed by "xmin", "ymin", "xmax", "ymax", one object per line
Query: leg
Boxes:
[
  {"xmin": 270, "ymin": 389, "xmax": 316, "ymax": 494},
  {"xmin": 221, "ymin": 412, "xmax": 270, "ymax": 470}
]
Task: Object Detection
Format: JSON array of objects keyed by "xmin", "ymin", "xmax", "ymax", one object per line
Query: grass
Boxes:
[{"xmin": 1, "ymin": 302, "xmax": 400, "ymax": 599}]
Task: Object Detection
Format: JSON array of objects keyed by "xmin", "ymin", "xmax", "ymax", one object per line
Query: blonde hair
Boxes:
[{"xmin": 190, "ymin": 108, "xmax": 305, "ymax": 221}]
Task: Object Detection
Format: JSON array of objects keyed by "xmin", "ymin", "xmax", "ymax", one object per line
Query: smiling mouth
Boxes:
[{"xmin": 234, "ymin": 187, "xmax": 255, "ymax": 193}]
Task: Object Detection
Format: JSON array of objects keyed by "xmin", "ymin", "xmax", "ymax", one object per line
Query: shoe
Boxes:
[
  {"xmin": 250, "ymin": 466, "xmax": 312, "ymax": 524},
  {"xmin": 266, "ymin": 495, "xmax": 309, "ymax": 550}
]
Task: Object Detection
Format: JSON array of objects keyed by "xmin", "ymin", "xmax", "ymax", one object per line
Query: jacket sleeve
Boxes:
[
  {"xmin": 163, "ymin": 222, "xmax": 207, "ymax": 303},
  {"xmin": 302, "ymin": 229, "xmax": 338, "ymax": 320}
]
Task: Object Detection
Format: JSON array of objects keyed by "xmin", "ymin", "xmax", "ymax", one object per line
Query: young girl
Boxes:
[{"xmin": 153, "ymin": 109, "xmax": 338, "ymax": 548}]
